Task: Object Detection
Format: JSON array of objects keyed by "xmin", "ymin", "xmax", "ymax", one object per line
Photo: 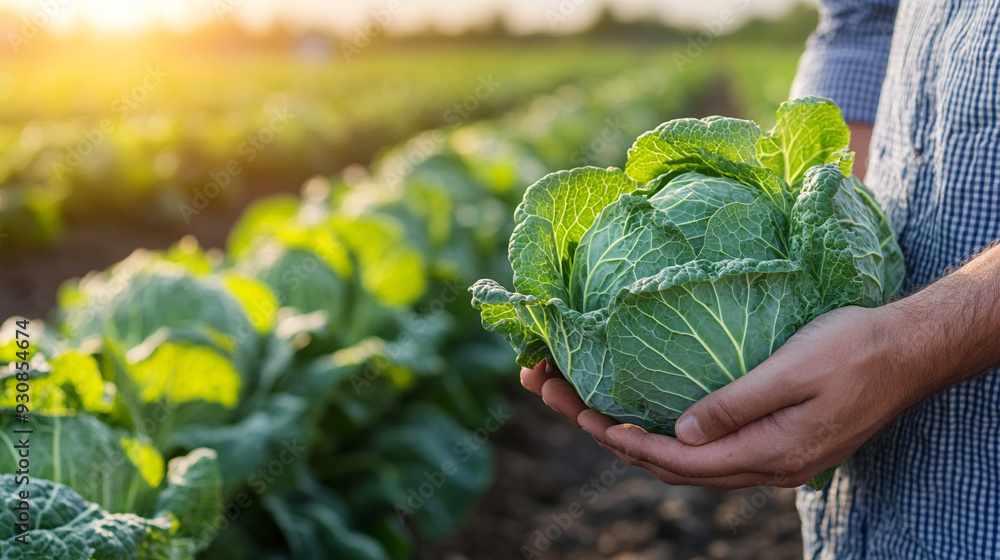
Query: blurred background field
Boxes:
[{"xmin": 0, "ymin": 1, "xmax": 816, "ymax": 559}]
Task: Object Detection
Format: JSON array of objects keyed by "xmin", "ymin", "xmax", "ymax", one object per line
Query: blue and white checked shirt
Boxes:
[{"xmin": 791, "ymin": 1, "xmax": 1000, "ymax": 558}]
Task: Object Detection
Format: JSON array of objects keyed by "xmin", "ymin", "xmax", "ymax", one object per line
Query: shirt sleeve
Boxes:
[{"xmin": 789, "ymin": 0, "xmax": 899, "ymax": 124}]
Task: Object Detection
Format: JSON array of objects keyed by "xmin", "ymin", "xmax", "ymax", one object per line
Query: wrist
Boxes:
[
  {"xmin": 876, "ymin": 297, "xmax": 960, "ymax": 405},
  {"xmin": 867, "ymin": 302, "xmax": 940, "ymax": 411}
]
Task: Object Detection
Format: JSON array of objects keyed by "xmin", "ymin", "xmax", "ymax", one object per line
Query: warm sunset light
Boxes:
[
  {"xmin": 0, "ymin": 0, "xmax": 209, "ymax": 33},
  {"xmin": 73, "ymin": 0, "xmax": 193, "ymax": 32},
  {"xmin": 0, "ymin": 0, "xmax": 803, "ymax": 36},
  {"xmin": 4, "ymin": 1, "xmax": 903, "ymax": 559}
]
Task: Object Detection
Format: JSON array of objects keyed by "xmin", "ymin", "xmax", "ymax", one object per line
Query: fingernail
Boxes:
[
  {"xmin": 605, "ymin": 425, "xmax": 625, "ymax": 445},
  {"xmin": 676, "ymin": 415, "xmax": 705, "ymax": 445}
]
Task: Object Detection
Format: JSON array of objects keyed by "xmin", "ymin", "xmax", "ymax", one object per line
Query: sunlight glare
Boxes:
[{"xmin": 74, "ymin": 0, "xmax": 203, "ymax": 32}]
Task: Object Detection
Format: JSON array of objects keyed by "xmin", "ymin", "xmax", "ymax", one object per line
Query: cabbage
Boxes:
[{"xmin": 471, "ymin": 97, "xmax": 904, "ymax": 437}]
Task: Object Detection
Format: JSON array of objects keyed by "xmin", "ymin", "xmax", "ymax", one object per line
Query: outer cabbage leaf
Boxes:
[
  {"xmin": 220, "ymin": 274, "xmax": 280, "ymax": 334},
  {"xmin": 756, "ymin": 97, "xmax": 853, "ymax": 191},
  {"xmin": 331, "ymin": 213, "xmax": 427, "ymax": 307},
  {"xmin": 790, "ymin": 164, "xmax": 887, "ymax": 310},
  {"xmin": 847, "ymin": 175, "xmax": 905, "ymax": 297},
  {"xmin": 225, "ymin": 194, "xmax": 303, "ymax": 258},
  {"xmin": 607, "ymin": 259, "xmax": 820, "ymax": 434},
  {"xmin": 0, "ymin": 350, "xmax": 111, "ymax": 416},
  {"xmin": 152, "ymin": 449, "xmax": 223, "ymax": 552},
  {"xmin": 0, "ymin": 451, "xmax": 220, "ymax": 558},
  {"xmin": 509, "ymin": 167, "xmax": 637, "ymax": 301},
  {"xmin": 0, "ymin": 413, "xmax": 162, "ymax": 515},
  {"xmin": 626, "ymin": 116, "xmax": 763, "ymax": 184},
  {"xmin": 0, "ymin": 476, "xmax": 171, "ymax": 560},
  {"xmin": 236, "ymin": 243, "xmax": 349, "ymax": 326},
  {"xmin": 469, "ymin": 279, "xmax": 548, "ymax": 368},
  {"xmin": 469, "ymin": 280, "xmax": 649, "ymax": 425},
  {"xmin": 166, "ymin": 395, "xmax": 310, "ymax": 496},
  {"xmin": 125, "ymin": 341, "xmax": 241, "ymax": 409}
]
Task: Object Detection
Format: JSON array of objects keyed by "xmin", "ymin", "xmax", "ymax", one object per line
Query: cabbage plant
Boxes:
[{"xmin": 471, "ymin": 98, "xmax": 904, "ymax": 438}]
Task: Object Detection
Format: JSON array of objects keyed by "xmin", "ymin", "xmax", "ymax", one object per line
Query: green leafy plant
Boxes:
[
  {"xmin": 471, "ymin": 98, "xmax": 905, "ymax": 486},
  {"xmin": 0, "ymin": 448, "xmax": 222, "ymax": 559},
  {"xmin": 0, "ymin": 63, "xmax": 723, "ymax": 558}
]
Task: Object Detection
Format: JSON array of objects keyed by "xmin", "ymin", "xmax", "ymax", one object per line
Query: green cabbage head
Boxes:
[{"xmin": 471, "ymin": 97, "xmax": 904, "ymax": 438}]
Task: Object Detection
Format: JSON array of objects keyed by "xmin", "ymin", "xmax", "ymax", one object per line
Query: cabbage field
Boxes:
[{"xmin": 0, "ymin": 36, "xmax": 808, "ymax": 559}]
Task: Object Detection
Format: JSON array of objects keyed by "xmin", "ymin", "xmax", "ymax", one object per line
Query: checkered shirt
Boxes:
[{"xmin": 790, "ymin": 0, "xmax": 1000, "ymax": 558}]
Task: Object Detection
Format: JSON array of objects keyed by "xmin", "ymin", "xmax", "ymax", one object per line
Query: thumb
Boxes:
[{"xmin": 675, "ymin": 360, "xmax": 807, "ymax": 445}]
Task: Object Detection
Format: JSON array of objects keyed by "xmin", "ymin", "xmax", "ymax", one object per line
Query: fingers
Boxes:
[
  {"xmin": 578, "ymin": 409, "xmax": 617, "ymax": 445},
  {"xmin": 675, "ymin": 355, "xmax": 811, "ymax": 445},
  {"xmin": 584, "ymin": 407, "xmax": 797, "ymax": 482},
  {"xmin": 540, "ymin": 377, "xmax": 588, "ymax": 426},
  {"xmin": 522, "ymin": 360, "xmax": 814, "ymax": 487},
  {"xmin": 520, "ymin": 360, "xmax": 558, "ymax": 395},
  {"xmin": 523, "ymin": 361, "xmax": 605, "ymax": 430},
  {"xmin": 593, "ymin": 441, "xmax": 786, "ymax": 489},
  {"xmin": 604, "ymin": 419, "xmax": 793, "ymax": 479}
]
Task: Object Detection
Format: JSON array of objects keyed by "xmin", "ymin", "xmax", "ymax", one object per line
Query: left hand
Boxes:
[{"xmin": 522, "ymin": 305, "xmax": 919, "ymax": 488}]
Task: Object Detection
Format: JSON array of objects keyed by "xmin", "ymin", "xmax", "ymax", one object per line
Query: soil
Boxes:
[
  {"xmin": 0, "ymin": 202, "xmax": 248, "ymax": 322},
  {"xmin": 419, "ymin": 388, "xmax": 804, "ymax": 560}
]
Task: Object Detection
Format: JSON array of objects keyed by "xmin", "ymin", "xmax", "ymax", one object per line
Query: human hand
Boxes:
[{"xmin": 522, "ymin": 305, "xmax": 920, "ymax": 488}]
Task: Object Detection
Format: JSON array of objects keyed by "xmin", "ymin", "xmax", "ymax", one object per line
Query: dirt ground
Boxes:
[
  {"xmin": 0, "ymin": 204, "xmax": 242, "ymax": 322},
  {"xmin": 420, "ymin": 388, "xmax": 803, "ymax": 560}
]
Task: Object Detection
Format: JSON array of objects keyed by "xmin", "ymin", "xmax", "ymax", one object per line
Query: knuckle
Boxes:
[{"xmin": 706, "ymin": 397, "xmax": 746, "ymax": 433}]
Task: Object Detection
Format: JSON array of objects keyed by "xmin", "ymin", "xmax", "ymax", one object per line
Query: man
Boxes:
[{"xmin": 522, "ymin": 1, "xmax": 1000, "ymax": 557}]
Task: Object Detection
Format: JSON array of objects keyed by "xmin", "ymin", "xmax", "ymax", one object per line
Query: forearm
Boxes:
[
  {"xmin": 847, "ymin": 122, "xmax": 873, "ymax": 180},
  {"xmin": 881, "ymin": 243, "xmax": 1000, "ymax": 402}
]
